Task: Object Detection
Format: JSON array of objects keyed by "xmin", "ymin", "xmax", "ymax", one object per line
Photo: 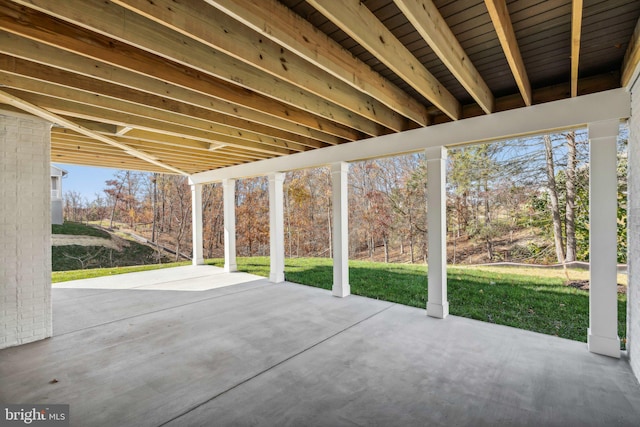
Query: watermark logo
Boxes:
[{"xmin": 0, "ymin": 405, "xmax": 69, "ymax": 426}]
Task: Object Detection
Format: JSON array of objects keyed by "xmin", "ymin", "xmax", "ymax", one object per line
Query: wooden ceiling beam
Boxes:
[
  {"xmin": 95, "ymin": 129, "xmax": 271, "ymax": 160},
  {"xmin": 204, "ymin": 0, "xmax": 429, "ymax": 127},
  {"xmin": 0, "ymin": 6, "xmax": 361, "ymax": 142},
  {"xmin": 622, "ymin": 17, "xmax": 640, "ymax": 87},
  {"xmin": 0, "ymin": 88, "xmax": 189, "ymax": 175},
  {"xmin": 394, "ymin": 0, "xmax": 494, "ymax": 114},
  {"xmin": 51, "ymin": 128, "xmax": 208, "ymax": 154},
  {"xmin": 484, "ymin": 0, "xmax": 532, "ymax": 106},
  {"xmin": 11, "ymin": 0, "xmax": 386, "ymax": 137},
  {"xmin": 52, "ymin": 129, "xmax": 267, "ymax": 163},
  {"xmin": 51, "ymin": 141, "xmax": 231, "ymax": 168},
  {"xmin": 50, "ymin": 154, "xmax": 175, "ymax": 174},
  {"xmin": 571, "ymin": 0, "xmax": 584, "ymax": 97},
  {"xmin": 113, "ymin": 0, "xmax": 412, "ymax": 133},
  {"xmin": 0, "ymin": 75, "xmax": 299, "ymax": 156},
  {"xmin": 52, "ymin": 118, "xmax": 117, "ymax": 134},
  {"xmin": 25, "ymin": 92, "xmax": 294, "ymax": 157},
  {"xmin": 51, "ymin": 150, "xmax": 209, "ymax": 174},
  {"xmin": 0, "ymin": 31, "xmax": 344, "ymax": 146},
  {"xmin": 52, "ymin": 140, "xmax": 233, "ymax": 168},
  {"xmin": 0, "ymin": 57, "xmax": 324, "ymax": 150},
  {"xmin": 307, "ymin": 0, "xmax": 460, "ymax": 120},
  {"xmin": 430, "ymin": 72, "xmax": 620, "ymax": 124},
  {"xmin": 115, "ymin": 126, "xmax": 133, "ymax": 136}
]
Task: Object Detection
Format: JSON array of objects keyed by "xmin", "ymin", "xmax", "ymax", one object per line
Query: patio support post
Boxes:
[
  {"xmin": 223, "ymin": 179, "xmax": 237, "ymax": 272},
  {"xmin": 588, "ymin": 119, "xmax": 621, "ymax": 358},
  {"xmin": 332, "ymin": 162, "xmax": 350, "ymax": 297},
  {"xmin": 426, "ymin": 146, "xmax": 449, "ymax": 318},
  {"xmin": 269, "ymin": 172, "xmax": 285, "ymax": 283},
  {"xmin": 191, "ymin": 183, "xmax": 204, "ymax": 265}
]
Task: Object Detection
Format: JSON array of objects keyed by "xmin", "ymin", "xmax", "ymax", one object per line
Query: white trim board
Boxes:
[{"xmin": 190, "ymin": 89, "xmax": 630, "ymax": 184}]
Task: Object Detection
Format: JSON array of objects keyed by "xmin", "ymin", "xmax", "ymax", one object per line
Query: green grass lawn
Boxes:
[
  {"xmin": 52, "ymin": 256, "xmax": 626, "ymax": 348},
  {"xmin": 206, "ymin": 256, "xmax": 627, "ymax": 348},
  {"xmin": 52, "ymin": 222, "xmax": 110, "ymax": 238},
  {"xmin": 52, "ymin": 261, "xmax": 190, "ymax": 282}
]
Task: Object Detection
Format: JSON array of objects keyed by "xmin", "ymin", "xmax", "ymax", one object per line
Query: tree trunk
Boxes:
[
  {"xmin": 544, "ymin": 134, "xmax": 565, "ymax": 263},
  {"xmin": 452, "ymin": 232, "xmax": 457, "ymax": 264},
  {"xmin": 486, "ymin": 235, "xmax": 494, "ymax": 260},
  {"xmin": 383, "ymin": 236, "xmax": 389, "ymax": 263},
  {"xmin": 565, "ymin": 132, "xmax": 577, "ymax": 262},
  {"xmin": 151, "ymin": 174, "xmax": 157, "ymax": 243},
  {"xmin": 327, "ymin": 205, "xmax": 332, "ymax": 259},
  {"xmin": 108, "ymin": 181, "xmax": 123, "ymax": 229}
]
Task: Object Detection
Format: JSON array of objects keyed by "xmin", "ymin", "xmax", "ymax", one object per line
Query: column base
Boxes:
[
  {"xmin": 224, "ymin": 263, "xmax": 238, "ymax": 273},
  {"xmin": 332, "ymin": 283, "xmax": 351, "ymax": 298},
  {"xmin": 192, "ymin": 258, "xmax": 205, "ymax": 266},
  {"xmin": 588, "ymin": 328, "xmax": 620, "ymax": 358},
  {"xmin": 269, "ymin": 272, "xmax": 285, "ymax": 283},
  {"xmin": 427, "ymin": 302, "xmax": 449, "ymax": 319}
]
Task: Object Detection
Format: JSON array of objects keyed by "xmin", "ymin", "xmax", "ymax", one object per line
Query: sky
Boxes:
[{"xmin": 53, "ymin": 163, "xmax": 120, "ymax": 201}]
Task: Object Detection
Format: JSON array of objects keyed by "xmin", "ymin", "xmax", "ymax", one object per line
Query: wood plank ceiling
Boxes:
[{"xmin": 0, "ymin": 0, "xmax": 638, "ymax": 175}]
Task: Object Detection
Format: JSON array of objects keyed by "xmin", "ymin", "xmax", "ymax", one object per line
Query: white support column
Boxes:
[
  {"xmin": 223, "ymin": 179, "xmax": 237, "ymax": 272},
  {"xmin": 0, "ymin": 111, "xmax": 52, "ymax": 349},
  {"xmin": 332, "ymin": 162, "xmax": 350, "ymax": 297},
  {"xmin": 426, "ymin": 146, "xmax": 449, "ymax": 318},
  {"xmin": 269, "ymin": 173, "xmax": 285, "ymax": 283},
  {"xmin": 191, "ymin": 183, "xmax": 204, "ymax": 265},
  {"xmin": 588, "ymin": 119, "xmax": 621, "ymax": 358}
]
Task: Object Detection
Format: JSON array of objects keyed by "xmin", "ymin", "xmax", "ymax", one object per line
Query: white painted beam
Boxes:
[
  {"xmin": 331, "ymin": 162, "xmax": 350, "ymax": 297},
  {"xmin": 587, "ymin": 119, "xmax": 621, "ymax": 358},
  {"xmin": 223, "ymin": 179, "xmax": 237, "ymax": 272},
  {"xmin": 191, "ymin": 183, "xmax": 204, "ymax": 265},
  {"xmin": 269, "ymin": 173, "xmax": 285, "ymax": 283},
  {"xmin": 191, "ymin": 89, "xmax": 630, "ymax": 184},
  {"xmin": 425, "ymin": 147, "xmax": 448, "ymax": 318}
]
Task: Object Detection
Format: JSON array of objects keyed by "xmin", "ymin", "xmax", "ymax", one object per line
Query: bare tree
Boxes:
[
  {"xmin": 564, "ymin": 132, "xmax": 577, "ymax": 262},
  {"xmin": 63, "ymin": 190, "xmax": 83, "ymax": 222},
  {"xmin": 544, "ymin": 134, "xmax": 565, "ymax": 263}
]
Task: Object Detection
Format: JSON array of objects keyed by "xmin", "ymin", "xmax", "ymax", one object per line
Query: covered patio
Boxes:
[
  {"xmin": 2, "ymin": 266, "xmax": 640, "ymax": 426},
  {"xmin": 2, "ymin": 0, "xmax": 640, "ymax": 425}
]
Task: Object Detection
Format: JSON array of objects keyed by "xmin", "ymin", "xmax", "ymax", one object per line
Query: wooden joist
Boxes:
[
  {"xmin": 0, "ymin": 88, "xmax": 188, "ymax": 174},
  {"xmin": 307, "ymin": 0, "xmax": 461, "ymax": 120},
  {"xmin": 394, "ymin": 0, "xmax": 494, "ymax": 114},
  {"xmin": 622, "ymin": 17, "xmax": 640, "ymax": 87},
  {"xmin": 571, "ymin": 0, "xmax": 584, "ymax": 97},
  {"xmin": 484, "ymin": 0, "xmax": 532, "ymax": 106},
  {"xmin": 113, "ymin": 0, "xmax": 413, "ymax": 133},
  {"xmin": 203, "ymin": 0, "xmax": 429, "ymax": 127},
  {"xmin": 10, "ymin": 0, "xmax": 387, "ymax": 137},
  {"xmin": 0, "ymin": 4, "xmax": 362, "ymax": 142}
]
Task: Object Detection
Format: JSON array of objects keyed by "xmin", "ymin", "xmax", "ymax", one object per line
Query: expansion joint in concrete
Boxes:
[{"xmin": 159, "ymin": 302, "xmax": 395, "ymax": 426}]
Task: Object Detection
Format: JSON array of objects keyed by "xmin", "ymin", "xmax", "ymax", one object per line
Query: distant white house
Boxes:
[{"xmin": 50, "ymin": 165, "xmax": 67, "ymax": 225}]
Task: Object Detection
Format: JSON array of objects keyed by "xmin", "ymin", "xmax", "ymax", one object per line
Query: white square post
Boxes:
[
  {"xmin": 332, "ymin": 162, "xmax": 350, "ymax": 297},
  {"xmin": 269, "ymin": 173, "xmax": 285, "ymax": 283},
  {"xmin": 191, "ymin": 183, "xmax": 204, "ymax": 265},
  {"xmin": 588, "ymin": 119, "xmax": 621, "ymax": 358},
  {"xmin": 223, "ymin": 179, "xmax": 237, "ymax": 272},
  {"xmin": 425, "ymin": 146, "xmax": 449, "ymax": 318}
]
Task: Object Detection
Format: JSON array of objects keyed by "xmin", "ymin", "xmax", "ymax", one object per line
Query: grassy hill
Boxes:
[{"xmin": 52, "ymin": 222, "xmax": 171, "ymax": 271}]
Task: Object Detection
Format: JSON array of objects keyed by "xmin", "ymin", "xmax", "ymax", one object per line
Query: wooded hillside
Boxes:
[{"xmin": 63, "ymin": 129, "xmax": 628, "ymax": 265}]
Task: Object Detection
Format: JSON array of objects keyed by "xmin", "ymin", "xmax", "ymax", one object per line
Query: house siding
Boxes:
[
  {"xmin": 629, "ymin": 78, "xmax": 640, "ymax": 380},
  {"xmin": 0, "ymin": 111, "xmax": 52, "ymax": 349}
]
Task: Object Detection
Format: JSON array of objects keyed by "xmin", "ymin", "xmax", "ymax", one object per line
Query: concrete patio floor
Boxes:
[{"xmin": 1, "ymin": 265, "xmax": 640, "ymax": 426}]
